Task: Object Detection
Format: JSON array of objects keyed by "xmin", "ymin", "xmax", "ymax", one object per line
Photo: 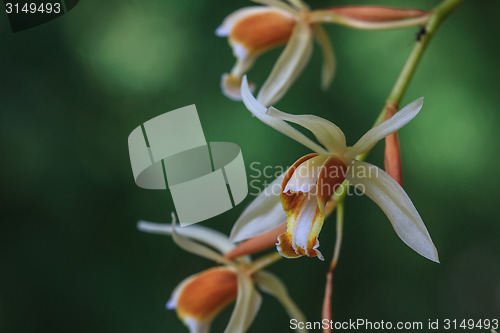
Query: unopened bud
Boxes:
[
  {"xmin": 384, "ymin": 102, "xmax": 403, "ymax": 186},
  {"xmin": 327, "ymin": 6, "xmax": 427, "ymax": 22}
]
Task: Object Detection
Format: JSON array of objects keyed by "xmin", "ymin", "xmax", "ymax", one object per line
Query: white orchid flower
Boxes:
[
  {"xmin": 217, "ymin": 0, "xmax": 429, "ymax": 106},
  {"xmin": 138, "ymin": 215, "xmax": 308, "ymax": 333},
  {"xmin": 233, "ymin": 76, "xmax": 439, "ymax": 263},
  {"xmin": 216, "ymin": 0, "xmax": 328, "ymax": 107}
]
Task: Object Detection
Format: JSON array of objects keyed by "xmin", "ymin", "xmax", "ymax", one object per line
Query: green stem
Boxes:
[
  {"xmin": 388, "ymin": 0, "xmax": 465, "ymax": 104},
  {"xmin": 332, "ymin": 0, "xmax": 464, "ymax": 203},
  {"xmin": 322, "ymin": 3, "xmax": 463, "ymax": 326}
]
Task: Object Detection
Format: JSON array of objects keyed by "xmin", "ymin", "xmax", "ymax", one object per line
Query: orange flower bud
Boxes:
[
  {"xmin": 327, "ymin": 6, "xmax": 427, "ymax": 22},
  {"xmin": 384, "ymin": 102, "xmax": 403, "ymax": 186}
]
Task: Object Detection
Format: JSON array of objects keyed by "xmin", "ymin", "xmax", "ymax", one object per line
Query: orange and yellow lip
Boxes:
[{"xmin": 277, "ymin": 154, "xmax": 347, "ymax": 260}]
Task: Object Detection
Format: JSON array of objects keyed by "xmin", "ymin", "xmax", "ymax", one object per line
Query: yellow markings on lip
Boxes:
[
  {"xmin": 277, "ymin": 154, "xmax": 347, "ymax": 259},
  {"xmin": 176, "ymin": 267, "xmax": 237, "ymax": 321},
  {"xmin": 278, "ymin": 153, "xmax": 318, "ymax": 258},
  {"xmin": 231, "ymin": 11, "xmax": 296, "ymax": 54}
]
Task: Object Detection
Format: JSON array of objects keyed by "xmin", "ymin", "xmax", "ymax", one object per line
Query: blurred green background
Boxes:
[{"xmin": 1, "ymin": 0, "xmax": 499, "ymax": 332}]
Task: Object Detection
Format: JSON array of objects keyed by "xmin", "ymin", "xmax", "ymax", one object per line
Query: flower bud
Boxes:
[{"xmin": 327, "ymin": 6, "xmax": 427, "ymax": 22}]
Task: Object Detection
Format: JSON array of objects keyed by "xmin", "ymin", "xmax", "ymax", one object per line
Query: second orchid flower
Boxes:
[{"xmin": 217, "ymin": 0, "xmax": 429, "ymax": 106}]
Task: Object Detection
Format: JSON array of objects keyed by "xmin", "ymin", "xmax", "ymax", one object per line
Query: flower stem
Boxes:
[
  {"xmin": 322, "ymin": 201, "xmax": 344, "ymax": 333},
  {"xmin": 334, "ymin": 0, "xmax": 465, "ymax": 199},
  {"xmin": 323, "ymin": 0, "xmax": 464, "ymax": 326},
  {"xmin": 387, "ymin": 0, "xmax": 465, "ymax": 105},
  {"xmin": 329, "ymin": 201, "xmax": 344, "ymax": 272}
]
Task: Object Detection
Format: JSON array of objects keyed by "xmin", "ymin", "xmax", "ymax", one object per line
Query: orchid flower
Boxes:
[
  {"xmin": 231, "ymin": 76, "xmax": 439, "ymax": 263},
  {"xmin": 138, "ymin": 215, "xmax": 307, "ymax": 333},
  {"xmin": 217, "ymin": 0, "xmax": 429, "ymax": 106}
]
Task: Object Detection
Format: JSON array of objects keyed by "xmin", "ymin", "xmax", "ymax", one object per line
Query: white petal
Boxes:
[
  {"xmin": 172, "ymin": 224, "xmax": 236, "ymax": 266},
  {"xmin": 138, "ymin": 214, "xmax": 235, "ymax": 266},
  {"xmin": 241, "ymin": 76, "xmax": 328, "ymax": 154},
  {"xmin": 257, "ymin": 20, "xmax": 313, "ymax": 106},
  {"xmin": 346, "ymin": 160, "xmax": 439, "ymax": 262},
  {"xmin": 292, "ymin": 194, "xmax": 324, "ymax": 260},
  {"xmin": 312, "ymin": 24, "xmax": 336, "ymax": 91},
  {"xmin": 344, "ymin": 98, "xmax": 424, "ymax": 161},
  {"xmin": 184, "ymin": 318, "xmax": 210, "ymax": 333},
  {"xmin": 229, "ymin": 50, "xmax": 256, "ymax": 78},
  {"xmin": 231, "ymin": 174, "xmax": 286, "ymax": 242},
  {"xmin": 249, "ymin": 0, "xmax": 299, "ymax": 15},
  {"xmin": 216, "ymin": 6, "xmax": 292, "ymax": 37},
  {"xmin": 255, "ymin": 271, "xmax": 308, "ymax": 333},
  {"xmin": 224, "ymin": 271, "xmax": 262, "ymax": 333},
  {"xmin": 285, "ymin": 0, "xmax": 308, "ymax": 11},
  {"xmin": 283, "ymin": 154, "xmax": 329, "ymax": 193},
  {"xmin": 221, "ymin": 72, "xmax": 256, "ymax": 101},
  {"xmin": 266, "ymin": 107, "xmax": 347, "ymax": 155},
  {"xmin": 137, "ymin": 219, "xmax": 235, "ymax": 254}
]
